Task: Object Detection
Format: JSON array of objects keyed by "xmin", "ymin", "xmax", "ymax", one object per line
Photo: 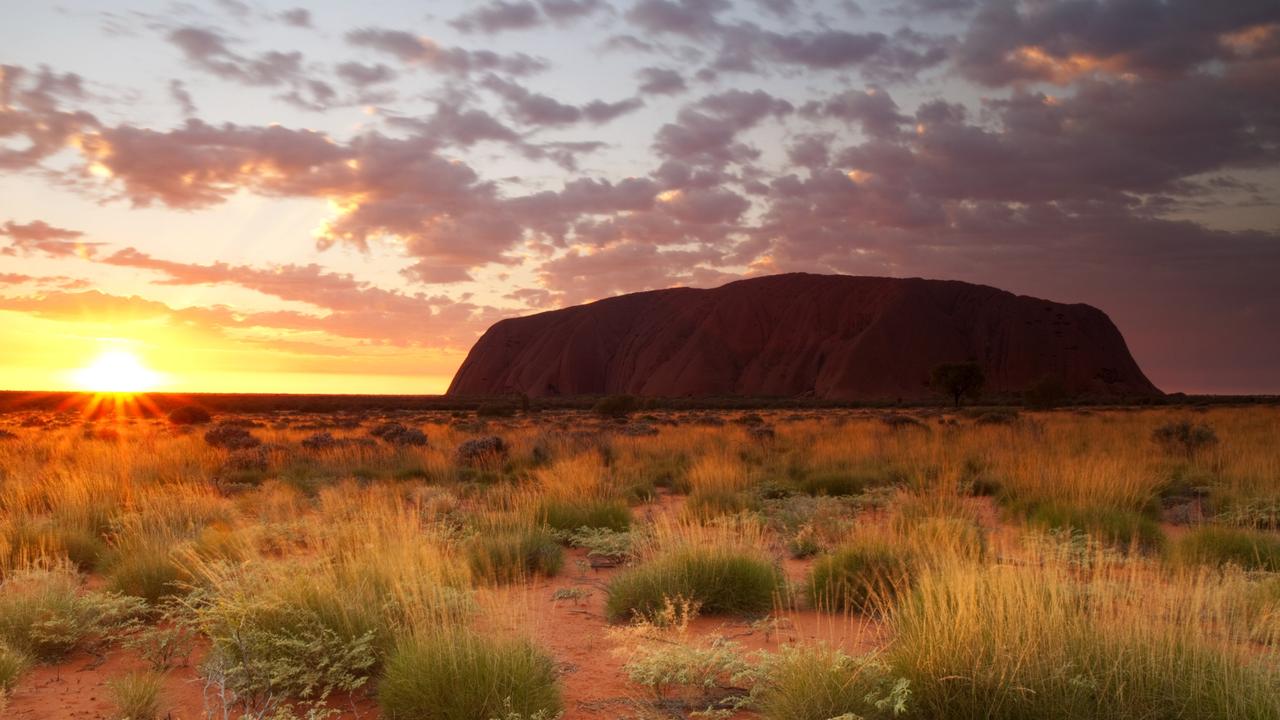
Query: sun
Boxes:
[{"xmin": 72, "ymin": 349, "xmax": 162, "ymax": 393}]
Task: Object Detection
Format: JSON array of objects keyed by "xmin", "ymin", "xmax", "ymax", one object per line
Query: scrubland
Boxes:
[{"xmin": 0, "ymin": 403, "xmax": 1278, "ymax": 719}]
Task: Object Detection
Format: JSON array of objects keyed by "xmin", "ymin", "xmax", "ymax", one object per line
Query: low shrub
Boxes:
[
  {"xmin": 0, "ymin": 568, "xmax": 144, "ymax": 662},
  {"xmin": 168, "ymin": 406, "xmax": 211, "ymax": 425},
  {"xmin": 1175, "ymin": 526, "xmax": 1280, "ymax": 572},
  {"xmin": 465, "ymin": 528, "xmax": 563, "ymax": 584},
  {"xmin": 1026, "ymin": 502, "xmax": 1165, "ymax": 552},
  {"xmin": 754, "ymin": 645, "xmax": 909, "ymax": 720},
  {"xmin": 559, "ymin": 527, "xmax": 634, "ymax": 565},
  {"xmin": 807, "ymin": 538, "xmax": 914, "ymax": 613},
  {"xmin": 605, "ymin": 549, "xmax": 781, "ymax": 622},
  {"xmin": 1153, "ymin": 420, "xmax": 1218, "ymax": 457},
  {"xmin": 204, "ymin": 424, "xmax": 262, "ymax": 450},
  {"xmin": 108, "ymin": 670, "xmax": 165, "ymax": 720},
  {"xmin": 622, "ymin": 635, "xmax": 751, "ymax": 713},
  {"xmin": 378, "ymin": 631, "xmax": 562, "ymax": 720},
  {"xmin": 191, "ymin": 585, "xmax": 379, "ymax": 719},
  {"xmin": 539, "ymin": 498, "xmax": 631, "ymax": 532}
]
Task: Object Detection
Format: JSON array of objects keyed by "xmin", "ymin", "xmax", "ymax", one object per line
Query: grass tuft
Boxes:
[
  {"xmin": 807, "ymin": 537, "xmax": 914, "ymax": 613},
  {"xmin": 378, "ymin": 631, "xmax": 562, "ymax": 720},
  {"xmin": 107, "ymin": 670, "xmax": 165, "ymax": 720},
  {"xmin": 606, "ymin": 548, "xmax": 781, "ymax": 622},
  {"xmin": 1175, "ymin": 525, "xmax": 1280, "ymax": 572}
]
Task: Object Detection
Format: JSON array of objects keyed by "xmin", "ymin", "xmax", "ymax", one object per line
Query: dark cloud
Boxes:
[
  {"xmin": 167, "ymin": 27, "xmax": 305, "ymax": 86},
  {"xmin": 451, "ymin": 1, "xmax": 542, "ymax": 34},
  {"xmin": 540, "ymin": 0, "xmax": 611, "ymax": 22},
  {"xmin": 451, "ymin": 0, "xmax": 610, "ymax": 33},
  {"xmin": 483, "ymin": 75, "xmax": 644, "ymax": 127},
  {"xmin": 279, "ymin": 8, "xmax": 313, "ymax": 28},
  {"xmin": 168, "ymin": 79, "xmax": 197, "ymax": 116},
  {"xmin": 626, "ymin": 0, "xmax": 947, "ymax": 77},
  {"xmin": 346, "ymin": 27, "xmax": 548, "ymax": 76},
  {"xmin": 636, "ymin": 66, "xmax": 687, "ymax": 94},
  {"xmin": 801, "ymin": 86, "xmax": 907, "ymax": 138},
  {"xmin": 956, "ymin": 0, "xmax": 1280, "ymax": 86},
  {"xmin": 334, "ymin": 61, "xmax": 397, "ymax": 86},
  {"xmin": 627, "ymin": 0, "xmax": 730, "ymax": 39},
  {"xmin": 653, "ymin": 89, "xmax": 792, "ymax": 166}
]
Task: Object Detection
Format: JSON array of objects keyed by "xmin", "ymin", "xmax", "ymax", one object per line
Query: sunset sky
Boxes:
[{"xmin": 1, "ymin": 0, "xmax": 1277, "ymax": 395}]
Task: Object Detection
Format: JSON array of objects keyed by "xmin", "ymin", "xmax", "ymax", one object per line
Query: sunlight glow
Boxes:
[{"xmin": 72, "ymin": 349, "xmax": 162, "ymax": 393}]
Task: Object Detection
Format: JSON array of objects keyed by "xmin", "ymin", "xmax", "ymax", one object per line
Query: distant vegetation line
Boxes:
[{"xmin": 0, "ymin": 390, "xmax": 1275, "ymax": 415}]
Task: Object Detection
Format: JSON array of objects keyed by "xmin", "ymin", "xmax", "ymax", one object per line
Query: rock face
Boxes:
[{"xmin": 447, "ymin": 274, "xmax": 1159, "ymax": 400}]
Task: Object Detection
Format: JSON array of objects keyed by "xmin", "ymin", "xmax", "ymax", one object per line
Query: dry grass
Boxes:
[{"xmin": 0, "ymin": 406, "xmax": 1276, "ymax": 718}]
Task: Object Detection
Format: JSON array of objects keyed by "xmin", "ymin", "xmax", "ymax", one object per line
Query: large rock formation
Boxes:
[{"xmin": 447, "ymin": 274, "xmax": 1159, "ymax": 400}]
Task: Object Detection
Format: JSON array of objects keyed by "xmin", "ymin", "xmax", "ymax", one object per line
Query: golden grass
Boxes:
[{"xmin": 0, "ymin": 406, "xmax": 1277, "ymax": 718}]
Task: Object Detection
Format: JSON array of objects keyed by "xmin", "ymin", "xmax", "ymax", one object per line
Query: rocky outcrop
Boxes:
[{"xmin": 448, "ymin": 274, "xmax": 1159, "ymax": 400}]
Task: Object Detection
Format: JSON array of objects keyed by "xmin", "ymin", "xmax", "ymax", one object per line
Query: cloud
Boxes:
[
  {"xmin": 452, "ymin": 1, "xmax": 542, "ymax": 34},
  {"xmin": 653, "ymin": 89, "xmax": 792, "ymax": 166},
  {"xmin": 87, "ymin": 249, "xmax": 506, "ymax": 347},
  {"xmin": 625, "ymin": 0, "xmax": 947, "ymax": 78},
  {"xmin": 0, "ymin": 220, "xmax": 100, "ymax": 258},
  {"xmin": 334, "ymin": 61, "xmax": 397, "ymax": 86},
  {"xmin": 801, "ymin": 86, "xmax": 907, "ymax": 138},
  {"xmin": 167, "ymin": 27, "xmax": 306, "ymax": 86},
  {"xmin": 540, "ymin": 0, "xmax": 611, "ymax": 22},
  {"xmin": 483, "ymin": 75, "xmax": 644, "ymax": 127},
  {"xmin": 345, "ymin": 27, "xmax": 548, "ymax": 76},
  {"xmin": 637, "ymin": 66, "xmax": 687, "ymax": 94},
  {"xmin": 0, "ymin": 64, "xmax": 98, "ymax": 170},
  {"xmin": 278, "ymin": 8, "xmax": 313, "ymax": 28},
  {"xmin": 168, "ymin": 79, "xmax": 197, "ymax": 115},
  {"xmin": 955, "ymin": 0, "xmax": 1280, "ymax": 86}
]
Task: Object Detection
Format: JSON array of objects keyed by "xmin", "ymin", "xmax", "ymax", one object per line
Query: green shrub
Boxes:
[
  {"xmin": 1027, "ymin": 502, "xmax": 1165, "ymax": 552},
  {"xmin": 465, "ymin": 528, "xmax": 563, "ymax": 584},
  {"xmin": 378, "ymin": 631, "xmax": 562, "ymax": 720},
  {"xmin": 560, "ymin": 527, "xmax": 635, "ymax": 564},
  {"xmin": 0, "ymin": 568, "xmax": 144, "ymax": 662},
  {"xmin": 193, "ymin": 590, "xmax": 378, "ymax": 719},
  {"xmin": 807, "ymin": 539, "xmax": 914, "ymax": 613},
  {"xmin": 622, "ymin": 636, "xmax": 751, "ymax": 713},
  {"xmin": 754, "ymin": 646, "xmax": 909, "ymax": 720},
  {"xmin": 605, "ymin": 550, "xmax": 781, "ymax": 622},
  {"xmin": 539, "ymin": 499, "xmax": 631, "ymax": 532},
  {"xmin": 108, "ymin": 670, "xmax": 165, "ymax": 720},
  {"xmin": 1175, "ymin": 526, "xmax": 1280, "ymax": 571}
]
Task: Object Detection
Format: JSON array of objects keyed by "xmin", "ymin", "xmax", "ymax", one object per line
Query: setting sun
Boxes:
[{"xmin": 71, "ymin": 349, "xmax": 162, "ymax": 393}]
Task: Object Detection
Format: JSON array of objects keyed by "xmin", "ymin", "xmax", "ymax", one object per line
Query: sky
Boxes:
[{"xmin": 1, "ymin": 0, "xmax": 1277, "ymax": 395}]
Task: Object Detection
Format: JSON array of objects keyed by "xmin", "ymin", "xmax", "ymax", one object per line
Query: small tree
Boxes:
[{"xmin": 931, "ymin": 362, "xmax": 985, "ymax": 408}]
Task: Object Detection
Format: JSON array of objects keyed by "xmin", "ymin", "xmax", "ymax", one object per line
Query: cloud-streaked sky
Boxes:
[{"xmin": 2, "ymin": 0, "xmax": 1277, "ymax": 394}]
